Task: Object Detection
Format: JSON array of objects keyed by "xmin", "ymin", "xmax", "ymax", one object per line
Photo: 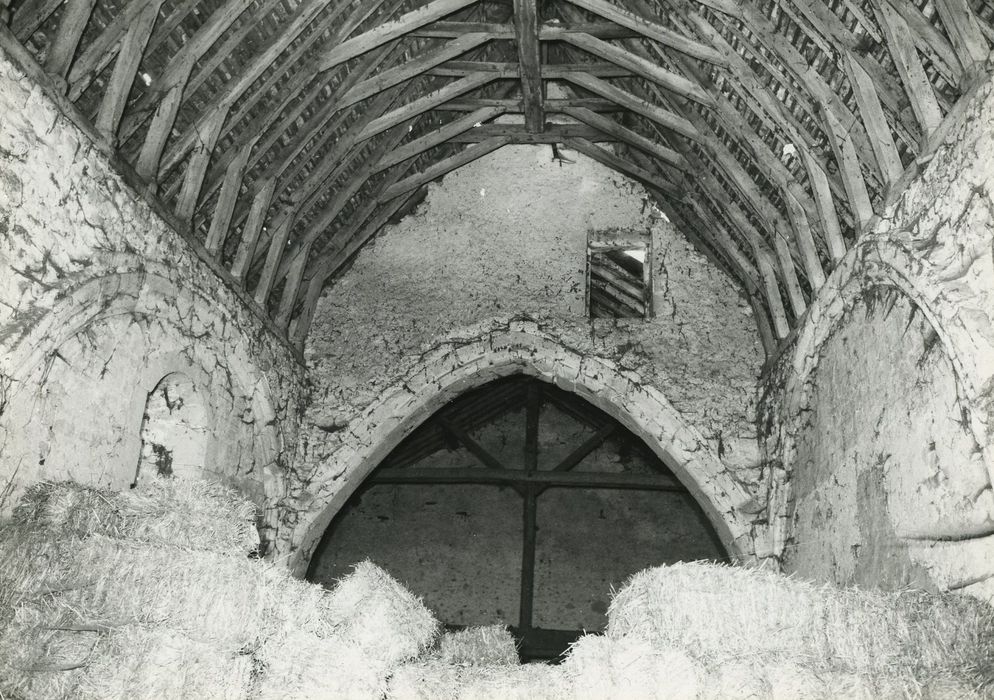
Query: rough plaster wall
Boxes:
[
  {"xmin": 309, "ymin": 405, "xmax": 723, "ymax": 631},
  {"xmin": 781, "ymin": 293, "xmax": 992, "ymax": 595},
  {"xmin": 762, "ymin": 73, "xmax": 994, "ymax": 602},
  {"xmin": 0, "ymin": 44, "xmax": 304, "ymax": 539},
  {"xmin": 298, "ymin": 144, "xmax": 764, "ymax": 568}
]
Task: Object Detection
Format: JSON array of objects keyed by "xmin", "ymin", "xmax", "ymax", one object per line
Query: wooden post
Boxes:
[
  {"xmin": 513, "ymin": 0, "xmax": 543, "ymax": 132},
  {"xmin": 518, "ymin": 486, "xmax": 538, "ymax": 635}
]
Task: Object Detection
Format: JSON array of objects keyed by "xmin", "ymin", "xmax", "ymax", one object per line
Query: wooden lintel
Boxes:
[
  {"xmin": 446, "ymin": 123, "xmax": 605, "ymax": 143},
  {"xmin": 370, "ymin": 467, "xmax": 686, "ymax": 491},
  {"xmin": 412, "ymin": 20, "xmax": 647, "ymax": 38}
]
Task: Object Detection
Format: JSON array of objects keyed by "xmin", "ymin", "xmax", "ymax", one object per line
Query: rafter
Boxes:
[
  {"xmin": 552, "ymin": 31, "xmax": 713, "ymax": 106},
  {"xmin": 373, "ymin": 105, "xmax": 507, "ymax": 173},
  {"xmin": 273, "ymin": 120, "xmax": 417, "ymax": 281},
  {"xmin": 113, "ymin": 0, "xmax": 255, "ymax": 135},
  {"xmin": 44, "ymin": 0, "xmax": 97, "ymax": 83},
  {"xmin": 562, "ymin": 72, "xmax": 697, "ymax": 139},
  {"xmin": 318, "ymin": 0, "xmax": 479, "ymax": 71},
  {"xmin": 357, "ymin": 70, "xmax": 511, "ymax": 143},
  {"xmin": 381, "ymin": 135, "xmax": 514, "ymax": 201},
  {"xmin": 869, "ymin": 0, "xmax": 943, "ymax": 140},
  {"xmin": 94, "ymin": 0, "xmax": 161, "ymax": 142},
  {"xmin": 339, "ymin": 33, "xmax": 493, "ymax": 111},
  {"xmin": 157, "ymin": 0, "xmax": 342, "ymax": 177},
  {"xmin": 564, "ymin": 137, "xmax": 681, "ymax": 199},
  {"xmin": 562, "ymin": 0, "xmax": 724, "ymax": 64}
]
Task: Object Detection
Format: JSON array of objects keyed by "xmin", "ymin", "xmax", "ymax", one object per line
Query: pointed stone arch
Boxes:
[{"xmin": 279, "ymin": 317, "xmax": 761, "ymax": 575}]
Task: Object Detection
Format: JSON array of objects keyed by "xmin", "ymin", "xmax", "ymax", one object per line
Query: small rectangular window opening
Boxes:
[{"xmin": 586, "ymin": 233, "xmax": 652, "ymax": 319}]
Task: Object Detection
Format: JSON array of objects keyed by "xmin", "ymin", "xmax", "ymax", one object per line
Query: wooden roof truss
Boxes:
[{"xmin": 3, "ymin": 0, "xmax": 992, "ymax": 355}]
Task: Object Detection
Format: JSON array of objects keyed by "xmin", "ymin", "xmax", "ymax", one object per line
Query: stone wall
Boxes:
[
  {"xmin": 761, "ymin": 73, "xmax": 994, "ymax": 603},
  {"xmin": 289, "ymin": 141, "xmax": 767, "ymax": 573},
  {"xmin": 0, "ymin": 38, "xmax": 305, "ymax": 546}
]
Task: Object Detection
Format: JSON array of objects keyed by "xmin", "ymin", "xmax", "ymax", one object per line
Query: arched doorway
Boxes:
[
  {"xmin": 134, "ymin": 372, "xmax": 209, "ymax": 485},
  {"xmin": 307, "ymin": 375, "xmax": 726, "ymax": 660}
]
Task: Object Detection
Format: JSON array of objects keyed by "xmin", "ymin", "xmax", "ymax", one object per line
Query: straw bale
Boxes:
[
  {"xmin": 254, "ymin": 561, "xmax": 439, "ymax": 700},
  {"xmin": 0, "ymin": 531, "xmax": 267, "ymax": 648},
  {"xmin": 562, "ymin": 634, "xmax": 701, "ymax": 700},
  {"xmin": 606, "ymin": 562, "xmax": 994, "ymax": 679},
  {"xmin": 435, "ymin": 625, "xmax": 519, "ymax": 666},
  {"xmin": 387, "ymin": 660, "xmax": 570, "ymax": 700},
  {"xmin": 12, "ymin": 478, "xmax": 259, "ymax": 554},
  {"xmin": 78, "ymin": 626, "xmax": 254, "ymax": 700}
]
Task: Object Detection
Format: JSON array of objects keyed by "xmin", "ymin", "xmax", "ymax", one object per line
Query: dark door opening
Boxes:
[{"xmin": 307, "ymin": 375, "xmax": 726, "ymax": 661}]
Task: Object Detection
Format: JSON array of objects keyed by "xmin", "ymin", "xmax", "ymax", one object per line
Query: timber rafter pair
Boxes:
[{"xmin": 3, "ymin": 0, "xmax": 993, "ymax": 354}]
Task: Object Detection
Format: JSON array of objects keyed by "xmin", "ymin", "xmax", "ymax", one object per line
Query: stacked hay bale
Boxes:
[
  {"xmin": 0, "ymin": 478, "xmax": 437, "ymax": 700},
  {"xmin": 562, "ymin": 561, "xmax": 994, "ymax": 699},
  {"xmin": 387, "ymin": 625, "xmax": 569, "ymax": 700}
]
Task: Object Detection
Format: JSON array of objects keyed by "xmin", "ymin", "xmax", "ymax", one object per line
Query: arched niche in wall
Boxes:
[
  {"xmin": 134, "ymin": 372, "xmax": 210, "ymax": 485},
  {"xmin": 307, "ymin": 374, "xmax": 727, "ymax": 661},
  {"xmin": 776, "ymin": 283, "xmax": 994, "ymax": 602}
]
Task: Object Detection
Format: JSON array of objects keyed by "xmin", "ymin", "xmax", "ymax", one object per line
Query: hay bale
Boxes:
[
  {"xmin": 12, "ymin": 478, "xmax": 259, "ymax": 554},
  {"xmin": 254, "ymin": 561, "xmax": 439, "ymax": 700},
  {"xmin": 0, "ymin": 532, "xmax": 267, "ymax": 647},
  {"xmin": 387, "ymin": 660, "xmax": 570, "ymax": 700},
  {"xmin": 1, "ymin": 482, "xmax": 440, "ymax": 700},
  {"xmin": 435, "ymin": 625, "xmax": 518, "ymax": 666},
  {"xmin": 562, "ymin": 635, "xmax": 701, "ymax": 700},
  {"xmin": 77, "ymin": 626, "xmax": 254, "ymax": 700},
  {"xmin": 606, "ymin": 562, "xmax": 994, "ymax": 679}
]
